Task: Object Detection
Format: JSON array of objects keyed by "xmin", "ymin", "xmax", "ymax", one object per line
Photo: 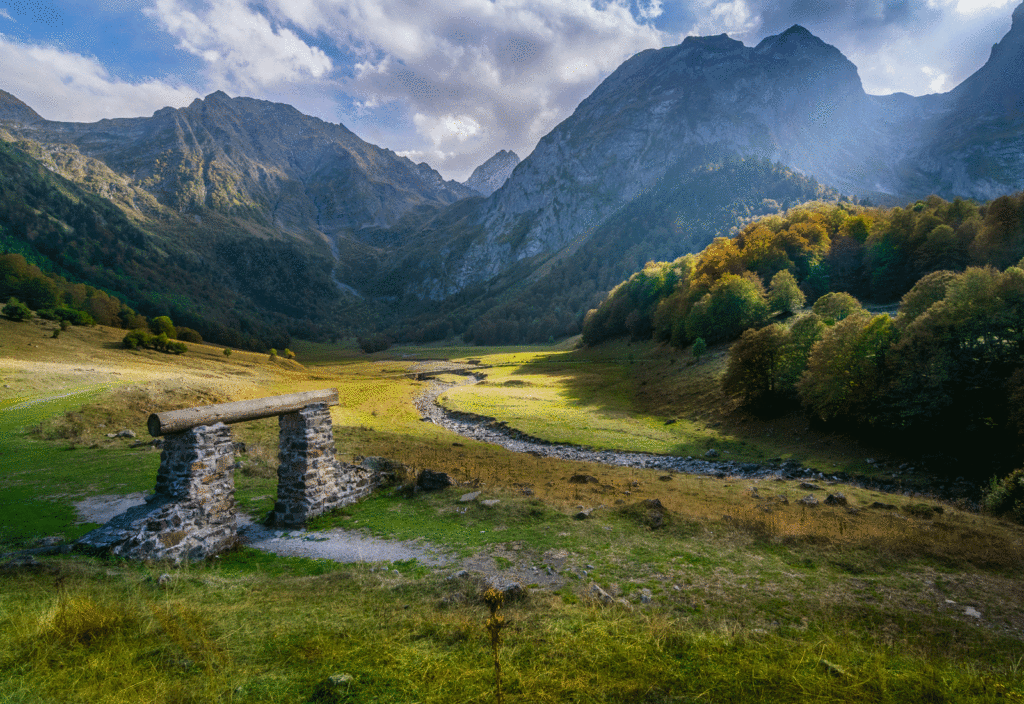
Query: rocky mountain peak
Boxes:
[
  {"xmin": 464, "ymin": 150, "xmax": 521, "ymax": 196},
  {"xmin": 0, "ymin": 89, "xmax": 44, "ymax": 124},
  {"xmin": 948, "ymin": 0, "xmax": 1024, "ymax": 109}
]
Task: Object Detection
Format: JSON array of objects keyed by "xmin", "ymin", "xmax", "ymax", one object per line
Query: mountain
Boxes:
[
  {"xmin": 464, "ymin": 150, "xmax": 521, "ymax": 196},
  {"xmin": 0, "ymin": 90, "xmax": 475, "ymax": 234},
  {"xmin": 900, "ymin": 1, "xmax": 1024, "ymax": 200},
  {"xmin": 375, "ymin": 8, "xmax": 1024, "ymax": 312},
  {"xmin": 2, "ymin": 4, "xmax": 1023, "ymax": 349}
]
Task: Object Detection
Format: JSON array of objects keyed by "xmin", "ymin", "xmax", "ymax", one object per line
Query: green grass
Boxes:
[
  {"xmin": 0, "ymin": 392, "xmax": 160, "ymax": 548},
  {"xmin": 3, "ymin": 328, "xmax": 1024, "ymax": 703},
  {"xmin": 2, "ymin": 553, "xmax": 1022, "ymax": 703}
]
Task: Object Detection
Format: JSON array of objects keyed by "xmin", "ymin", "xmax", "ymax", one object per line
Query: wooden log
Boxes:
[{"xmin": 148, "ymin": 388, "xmax": 339, "ymax": 436}]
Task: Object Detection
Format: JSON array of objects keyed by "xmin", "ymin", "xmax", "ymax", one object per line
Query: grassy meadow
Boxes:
[{"xmin": 2, "ymin": 316, "xmax": 1024, "ymax": 703}]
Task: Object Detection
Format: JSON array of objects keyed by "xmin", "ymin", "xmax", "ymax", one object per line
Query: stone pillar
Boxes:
[
  {"xmin": 273, "ymin": 403, "xmax": 340, "ymax": 526},
  {"xmin": 156, "ymin": 423, "xmax": 237, "ymax": 516},
  {"xmin": 77, "ymin": 422, "xmax": 238, "ymax": 563}
]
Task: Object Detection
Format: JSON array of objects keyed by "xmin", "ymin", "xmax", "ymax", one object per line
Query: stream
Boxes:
[{"xmin": 411, "ymin": 371, "xmax": 978, "ymax": 501}]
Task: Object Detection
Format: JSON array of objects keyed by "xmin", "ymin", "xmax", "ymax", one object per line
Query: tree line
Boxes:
[{"xmin": 583, "ymin": 193, "xmax": 1024, "ymax": 476}]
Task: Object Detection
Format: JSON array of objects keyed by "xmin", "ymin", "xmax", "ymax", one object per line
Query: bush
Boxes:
[
  {"xmin": 983, "ymin": 469, "xmax": 1024, "ymax": 524},
  {"xmin": 269, "ymin": 348, "xmax": 278, "ymax": 360},
  {"xmin": 39, "ymin": 305, "xmax": 94, "ymax": 326},
  {"xmin": 3, "ymin": 297, "xmax": 32, "ymax": 321},
  {"xmin": 223, "ymin": 348, "xmax": 232, "ymax": 357},
  {"xmin": 358, "ymin": 335, "xmax": 393, "ymax": 354},
  {"xmin": 691, "ymin": 337, "xmax": 706, "ymax": 361},
  {"xmin": 175, "ymin": 326, "xmax": 203, "ymax": 343},
  {"xmin": 284, "ymin": 348, "xmax": 295, "ymax": 359},
  {"xmin": 122, "ymin": 329, "xmax": 187, "ymax": 354},
  {"xmin": 149, "ymin": 315, "xmax": 176, "ymax": 338}
]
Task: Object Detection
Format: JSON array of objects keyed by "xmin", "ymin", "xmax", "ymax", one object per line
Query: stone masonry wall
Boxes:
[
  {"xmin": 77, "ymin": 423, "xmax": 238, "ymax": 563},
  {"xmin": 271, "ymin": 403, "xmax": 380, "ymax": 526}
]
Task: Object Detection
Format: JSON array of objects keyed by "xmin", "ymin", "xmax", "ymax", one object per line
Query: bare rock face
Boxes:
[{"xmin": 463, "ymin": 150, "xmax": 520, "ymax": 196}]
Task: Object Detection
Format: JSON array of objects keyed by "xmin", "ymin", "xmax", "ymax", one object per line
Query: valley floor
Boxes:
[{"xmin": 2, "ymin": 318, "xmax": 1023, "ymax": 703}]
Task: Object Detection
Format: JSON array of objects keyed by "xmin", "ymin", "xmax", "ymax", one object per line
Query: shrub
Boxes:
[
  {"xmin": 983, "ymin": 469, "xmax": 1024, "ymax": 524},
  {"xmin": 223, "ymin": 348, "xmax": 232, "ymax": 357},
  {"xmin": 691, "ymin": 337, "xmax": 706, "ymax": 361},
  {"xmin": 38, "ymin": 305, "xmax": 94, "ymax": 326},
  {"xmin": 175, "ymin": 326, "xmax": 203, "ymax": 343},
  {"xmin": 122, "ymin": 329, "xmax": 187, "ymax": 354},
  {"xmin": 149, "ymin": 315, "xmax": 176, "ymax": 338},
  {"xmin": 358, "ymin": 335, "xmax": 393, "ymax": 354},
  {"xmin": 3, "ymin": 297, "xmax": 32, "ymax": 321},
  {"xmin": 284, "ymin": 348, "xmax": 295, "ymax": 359},
  {"xmin": 269, "ymin": 348, "xmax": 278, "ymax": 360}
]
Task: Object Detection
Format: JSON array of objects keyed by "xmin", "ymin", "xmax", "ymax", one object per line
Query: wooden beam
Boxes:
[{"xmin": 148, "ymin": 389, "xmax": 339, "ymax": 436}]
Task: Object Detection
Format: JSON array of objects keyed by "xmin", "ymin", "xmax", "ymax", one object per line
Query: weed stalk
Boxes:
[{"xmin": 484, "ymin": 587, "xmax": 507, "ymax": 704}]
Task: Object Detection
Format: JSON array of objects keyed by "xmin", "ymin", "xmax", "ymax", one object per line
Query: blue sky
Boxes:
[{"xmin": 0, "ymin": 0, "xmax": 1020, "ymax": 181}]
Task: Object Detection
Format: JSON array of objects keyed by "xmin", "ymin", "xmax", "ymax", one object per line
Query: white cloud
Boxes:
[
  {"xmin": 689, "ymin": 0, "xmax": 761, "ymax": 39},
  {"xmin": 636, "ymin": 0, "xmax": 664, "ymax": 20},
  {"xmin": 0, "ymin": 34, "xmax": 198, "ymax": 121},
  {"xmin": 144, "ymin": 0, "xmax": 334, "ymax": 92},
  {"xmin": 921, "ymin": 66, "xmax": 951, "ymax": 93},
  {"xmin": 955, "ymin": 0, "xmax": 1016, "ymax": 14},
  {"xmin": 0, "ymin": 8, "xmax": 13, "ymax": 21},
  {"xmin": 262, "ymin": 0, "xmax": 670, "ymax": 178}
]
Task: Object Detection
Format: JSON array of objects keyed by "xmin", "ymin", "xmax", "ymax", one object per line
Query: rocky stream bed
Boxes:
[{"xmin": 412, "ymin": 371, "xmax": 980, "ymax": 504}]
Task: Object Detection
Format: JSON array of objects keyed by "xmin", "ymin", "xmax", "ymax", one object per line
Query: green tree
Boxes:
[
  {"xmin": 797, "ymin": 313, "xmax": 896, "ymax": 423},
  {"xmin": 691, "ymin": 337, "xmax": 706, "ymax": 361},
  {"xmin": 812, "ymin": 292, "xmax": 863, "ymax": 324},
  {"xmin": 723, "ymin": 324, "xmax": 788, "ymax": 407},
  {"xmin": 767, "ymin": 270, "xmax": 805, "ymax": 315},
  {"xmin": 776, "ymin": 313, "xmax": 827, "ymax": 396},
  {"xmin": 2, "ymin": 296, "xmax": 31, "ymax": 321},
  {"xmin": 684, "ymin": 273, "xmax": 768, "ymax": 345},
  {"xmin": 150, "ymin": 316, "xmax": 176, "ymax": 338}
]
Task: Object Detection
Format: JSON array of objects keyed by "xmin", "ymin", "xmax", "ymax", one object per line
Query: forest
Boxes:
[
  {"xmin": 0, "ymin": 138, "xmax": 379, "ymax": 351},
  {"xmin": 582, "ymin": 193, "xmax": 1024, "ymax": 474}
]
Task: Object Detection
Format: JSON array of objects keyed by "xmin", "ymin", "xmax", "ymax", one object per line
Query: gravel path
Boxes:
[{"xmin": 73, "ymin": 495, "xmax": 455, "ymax": 565}]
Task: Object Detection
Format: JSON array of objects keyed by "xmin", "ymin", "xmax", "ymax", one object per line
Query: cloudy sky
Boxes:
[{"xmin": 0, "ymin": 0, "xmax": 1020, "ymax": 181}]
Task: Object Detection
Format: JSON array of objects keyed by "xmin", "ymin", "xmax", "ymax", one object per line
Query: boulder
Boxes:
[{"xmin": 416, "ymin": 470, "xmax": 453, "ymax": 491}]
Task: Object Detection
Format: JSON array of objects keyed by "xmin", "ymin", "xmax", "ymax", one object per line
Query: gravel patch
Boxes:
[
  {"xmin": 237, "ymin": 516, "xmax": 454, "ymax": 565},
  {"xmin": 74, "ymin": 493, "xmax": 149, "ymax": 524}
]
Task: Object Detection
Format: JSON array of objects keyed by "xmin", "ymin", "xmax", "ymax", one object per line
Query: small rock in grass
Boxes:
[
  {"xmin": 799, "ymin": 482, "xmax": 822, "ymax": 491},
  {"xmin": 458, "ymin": 491, "xmax": 481, "ymax": 503},
  {"xmin": 568, "ymin": 474, "xmax": 599, "ymax": 484},
  {"xmin": 589, "ymin": 582, "xmax": 614, "ymax": 604},
  {"xmin": 417, "ymin": 470, "xmax": 453, "ymax": 491},
  {"xmin": 480, "ymin": 499, "xmax": 500, "ymax": 508},
  {"xmin": 964, "ymin": 606, "xmax": 982, "ymax": 618},
  {"xmin": 638, "ymin": 588, "xmax": 653, "ymax": 604},
  {"xmin": 823, "ymin": 493, "xmax": 847, "ymax": 506},
  {"xmin": 705, "ymin": 449, "xmax": 719, "ymax": 458},
  {"xmin": 869, "ymin": 501, "xmax": 898, "ymax": 511},
  {"xmin": 574, "ymin": 508, "xmax": 593, "ymax": 520},
  {"xmin": 798, "ymin": 495, "xmax": 819, "ymax": 507}
]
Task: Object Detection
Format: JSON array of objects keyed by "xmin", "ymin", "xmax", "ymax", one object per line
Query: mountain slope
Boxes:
[{"xmin": 1, "ymin": 90, "xmax": 475, "ymax": 236}]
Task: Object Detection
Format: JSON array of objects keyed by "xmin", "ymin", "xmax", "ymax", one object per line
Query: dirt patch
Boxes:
[{"xmin": 74, "ymin": 493, "xmax": 148, "ymax": 524}]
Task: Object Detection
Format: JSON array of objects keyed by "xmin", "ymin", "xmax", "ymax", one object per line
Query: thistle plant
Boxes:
[{"xmin": 483, "ymin": 587, "xmax": 507, "ymax": 704}]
